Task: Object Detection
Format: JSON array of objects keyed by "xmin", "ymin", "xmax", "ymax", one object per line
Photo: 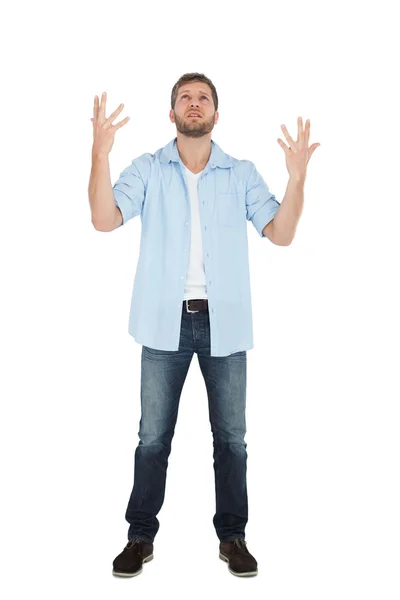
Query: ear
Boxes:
[
  {"xmin": 169, "ymin": 109, "xmax": 175, "ymax": 122},
  {"xmin": 214, "ymin": 111, "xmax": 219, "ymax": 124}
]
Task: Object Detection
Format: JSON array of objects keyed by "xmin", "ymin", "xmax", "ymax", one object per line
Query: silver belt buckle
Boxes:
[{"xmin": 186, "ymin": 299, "xmax": 199, "ymax": 313}]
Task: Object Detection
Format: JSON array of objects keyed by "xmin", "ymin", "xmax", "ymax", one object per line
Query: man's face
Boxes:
[{"xmin": 170, "ymin": 82, "xmax": 219, "ymax": 138}]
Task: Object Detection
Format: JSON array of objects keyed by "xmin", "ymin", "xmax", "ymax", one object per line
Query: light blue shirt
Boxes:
[{"xmin": 112, "ymin": 137, "xmax": 281, "ymax": 356}]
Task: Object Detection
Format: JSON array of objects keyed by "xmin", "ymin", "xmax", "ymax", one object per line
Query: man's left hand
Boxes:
[{"xmin": 277, "ymin": 117, "xmax": 320, "ymax": 182}]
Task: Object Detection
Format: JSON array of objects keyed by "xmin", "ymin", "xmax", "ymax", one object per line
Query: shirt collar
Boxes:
[{"xmin": 159, "ymin": 137, "xmax": 234, "ymax": 169}]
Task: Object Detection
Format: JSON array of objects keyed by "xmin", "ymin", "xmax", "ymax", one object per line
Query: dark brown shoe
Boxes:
[
  {"xmin": 219, "ymin": 538, "xmax": 258, "ymax": 577},
  {"xmin": 112, "ymin": 538, "xmax": 154, "ymax": 577}
]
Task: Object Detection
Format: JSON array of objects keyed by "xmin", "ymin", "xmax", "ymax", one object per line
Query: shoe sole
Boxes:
[
  {"xmin": 112, "ymin": 553, "xmax": 154, "ymax": 577},
  {"xmin": 219, "ymin": 553, "xmax": 258, "ymax": 577}
]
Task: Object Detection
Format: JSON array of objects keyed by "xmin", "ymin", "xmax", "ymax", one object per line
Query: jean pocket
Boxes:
[{"xmin": 142, "ymin": 345, "xmax": 178, "ymax": 359}]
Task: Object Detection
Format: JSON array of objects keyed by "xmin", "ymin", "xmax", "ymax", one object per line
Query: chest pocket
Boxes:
[{"xmin": 217, "ymin": 193, "xmax": 243, "ymax": 228}]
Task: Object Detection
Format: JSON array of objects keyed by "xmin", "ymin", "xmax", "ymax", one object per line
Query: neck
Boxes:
[{"xmin": 176, "ymin": 134, "xmax": 212, "ymax": 170}]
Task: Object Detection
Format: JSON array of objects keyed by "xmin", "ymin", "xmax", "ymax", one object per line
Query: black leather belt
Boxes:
[{"xmin": 183, "ymin": 299, "xmax": 208, "ymax": 313}]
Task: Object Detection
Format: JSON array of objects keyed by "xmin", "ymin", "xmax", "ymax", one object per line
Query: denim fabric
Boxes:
[{"xmin": 125, "ymin": 301, "xmax": 248, "ymax": 542}]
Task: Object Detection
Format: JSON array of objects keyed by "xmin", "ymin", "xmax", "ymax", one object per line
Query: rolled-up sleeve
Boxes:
[
  {"xmin": 112, "ymin": 160, "xmax": 146, "ymax": 226},
  {"xmin": 245, "ymin": 162, "xmax": 281, "ymax": 237}
]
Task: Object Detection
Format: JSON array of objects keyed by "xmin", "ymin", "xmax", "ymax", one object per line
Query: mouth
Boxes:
[{"xmin": 187, "ymin": 114, "xmax": 202, "ymax": 118}]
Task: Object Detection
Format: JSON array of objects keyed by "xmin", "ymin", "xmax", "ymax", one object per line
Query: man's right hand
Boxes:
[{"xmin": 91, "ymin": 91, "xmax": 130, "ymax": 157}]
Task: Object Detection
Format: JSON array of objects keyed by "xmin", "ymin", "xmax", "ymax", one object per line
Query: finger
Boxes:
[
  {"xmin": 99, "ymin": 91, "xmax": 106, "ymax": 119},
  {"xmin": 310, "ymin": 143, "xmax": 320, "ymax": 155},
  {"xmin": 305, "ymin": 119, "xmax": 311, "ymax": 146},
  {"xmin": 277, "ymin": 137, "xmax": 289, "ymax": 151},
  {"xmin": 306, "ymin": 143, "xmax": 320, "ymax": 162},
  {"xmin": 297, "ymin": 116, "xmax": 304, "ymax": 146},
  {"xmin": 113, "ymin": 116, "xmax": 130, "ymax": 130},
  {"xmin": 281, "ymin": 124, "xmax": 296, "ymax": 150},
  {"xmin": 93, "ymin": 95, "xmax": 99, "ymax": 121},
  {"xmin": 105, "ymin": 103, "xmax": 125, "ymax": 126}
]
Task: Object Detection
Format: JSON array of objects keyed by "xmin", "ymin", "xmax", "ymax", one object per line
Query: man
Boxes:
[{"xmin": 88, "ymin": 72, "xmax": 320, "ymax": 578}]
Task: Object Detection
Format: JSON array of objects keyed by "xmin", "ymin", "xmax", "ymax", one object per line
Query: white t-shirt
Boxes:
[{"xmin": 182, "ymin": 164, "xmax": 208, "ymax": 301}]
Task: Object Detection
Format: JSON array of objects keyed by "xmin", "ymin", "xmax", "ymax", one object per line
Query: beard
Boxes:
[{"xmin": 173, "ymin": 111, "xmax": 216, "ymax": 138}]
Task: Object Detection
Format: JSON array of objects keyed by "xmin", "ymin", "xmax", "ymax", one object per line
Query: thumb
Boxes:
[{"xmin": 309, "ymin": 143, "xmax": 320, "ymax": 158}]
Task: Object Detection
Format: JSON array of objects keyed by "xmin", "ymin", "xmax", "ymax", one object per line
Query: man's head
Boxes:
[{"xmin": 170, "ymin": 72, "xmax": 219, "ymax": 139}]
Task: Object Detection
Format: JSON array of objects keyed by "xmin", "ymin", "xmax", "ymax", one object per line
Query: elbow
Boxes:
[
  {"xmin": 276, "ymin": 238, "xmax": 292, "ymax": 246},
  {"xmin": 274, "ymin": 228, "xmax": 295, "ymax": 246},
  {"xmin": 91, "ymin": 218, "xmax": 113, "ymax": 232},
  {"xmin": 263, "ymin": 219, "xmax": 292, "ymax": 245}
]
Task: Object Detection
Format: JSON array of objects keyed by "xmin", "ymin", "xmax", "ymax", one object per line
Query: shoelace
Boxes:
[
  {"xmin": 126, "ymin": 539, "xmax": 141, "ymax": 549},
  {"xmin": 231, "ymin": 538, "xmax": 249, "ymax": 553}
]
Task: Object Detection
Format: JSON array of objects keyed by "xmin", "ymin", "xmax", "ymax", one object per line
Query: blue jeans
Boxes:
[{"xmin": 125, "ymin": 301, "xmax": 248, "ymax": 543}]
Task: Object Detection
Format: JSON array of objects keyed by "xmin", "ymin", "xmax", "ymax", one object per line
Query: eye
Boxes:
[{"xmin": 181, "ymin": 94, "xmax": 209, "ymax": 100}]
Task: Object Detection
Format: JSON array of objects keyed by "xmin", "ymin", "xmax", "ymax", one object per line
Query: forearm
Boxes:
[
  {"xmin": 272, "ymin": 177, "xmax": 305, "ymax": 245},
  {"xmin": 88, "ymin": 153, "xmax": 116, "ymax": 229}
]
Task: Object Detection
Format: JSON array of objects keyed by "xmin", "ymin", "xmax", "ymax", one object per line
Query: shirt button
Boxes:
[
  {"xmin": 186, "ymin": 222, "xmax": 188, "ymax": 226},
  {"xmin": 180, "ymin": 276, "xmax": 184, "ymax": 279}
]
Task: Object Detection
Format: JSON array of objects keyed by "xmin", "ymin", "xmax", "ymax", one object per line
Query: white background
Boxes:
[{"xmin": 1, "ymin": 0, "xmax": 399, "ymax": 598}]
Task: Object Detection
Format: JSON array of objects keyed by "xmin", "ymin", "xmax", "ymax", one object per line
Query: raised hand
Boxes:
[
  {"xmin": 91, "ymin": 91, "xmax": 130, "ymax": 157},
  {"xmin": 277, "ymin": 117, "xmax": 320, "ymax": 182}
]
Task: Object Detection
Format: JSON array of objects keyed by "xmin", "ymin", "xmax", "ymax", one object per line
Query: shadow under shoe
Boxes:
[
  {"xmin": 219, "ymin": 538, "xmax": 258, "ymax": 577},
  {"xmin": 112, "ymin": 538, "xmax": 154, "ymax": 577}
]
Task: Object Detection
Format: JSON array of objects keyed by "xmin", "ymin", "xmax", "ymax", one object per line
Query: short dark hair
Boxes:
[{"xmin": 171, "ymin": 72, "xmax": 218, "ymax": 111}]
